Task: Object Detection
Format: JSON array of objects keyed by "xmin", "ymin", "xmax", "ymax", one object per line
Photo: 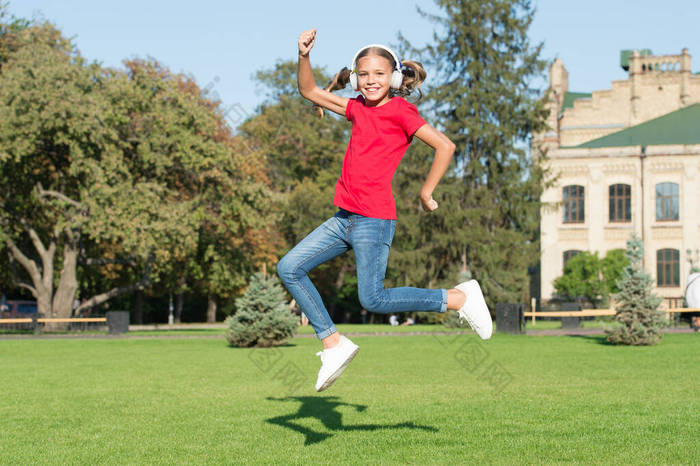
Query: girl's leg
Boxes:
[
  {"xmin": 277, "ymin": 215, "xmax": 350, "ymax": 341},
  {"xmin": 350, "ymin": 216, "xmax": 449, "ymax": 314}
]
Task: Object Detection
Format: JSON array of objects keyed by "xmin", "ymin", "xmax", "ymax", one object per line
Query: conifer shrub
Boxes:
[
  {"xmin": 606, "ymin": 235, "xmax": 666, "ymax": 346},
  {"xmin": 442, "ymin": 310, "xmax": 469, "ymax": 328},
  {"xmin": 225, "ymin": 272, "xmax": 298, "ymax": 347}
]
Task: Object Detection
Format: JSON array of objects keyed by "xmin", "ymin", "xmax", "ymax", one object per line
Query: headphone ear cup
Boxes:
[
  {"xmin": 350, "ymin": 72, "xmax": 358, "ymax": 91},
  {"xmin": 391, "ymin": 70, "xmax": 403, "ymax": 89}
]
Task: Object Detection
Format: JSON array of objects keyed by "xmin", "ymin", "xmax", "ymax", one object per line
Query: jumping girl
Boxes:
[{"xmin": 277, "ymin": 29, "xmax": 492, "ymax": 392}]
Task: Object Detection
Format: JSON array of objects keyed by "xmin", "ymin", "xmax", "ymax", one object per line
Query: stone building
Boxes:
[{"xmin": 535, "ymin": 49, "xmax": 700, "ymax": 306}]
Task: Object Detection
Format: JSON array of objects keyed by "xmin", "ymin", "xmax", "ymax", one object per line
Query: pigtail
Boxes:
[
  {"xmin": 313, "ymin": 67, "xmax": 351, "ymax": 118},
  {"xmin": 395, "ymin": 60, "xmax": 426, "ymax": 100}
]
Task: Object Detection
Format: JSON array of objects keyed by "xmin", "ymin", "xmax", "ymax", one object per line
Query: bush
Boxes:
[
  {"xmin": 606, "ymin": 235, "xmax": 666, "ymax": 346},
  {"xmin": 225, "ymin": 272, "xmax": 298, "ymax": 347}
]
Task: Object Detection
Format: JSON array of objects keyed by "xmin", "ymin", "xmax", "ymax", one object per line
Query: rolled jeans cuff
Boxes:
[
  {"xmin": 316, "ymin": 324, "xmax": 338, "ymax": 340},
  {"xmin": 440, "ymin": 289, "xmax": 448, "ymax": 313}
]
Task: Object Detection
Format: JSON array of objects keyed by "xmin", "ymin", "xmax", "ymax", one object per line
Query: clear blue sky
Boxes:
[{"xmin": 9, "ymin": 0, "xmax": 700, "ymax": 126}]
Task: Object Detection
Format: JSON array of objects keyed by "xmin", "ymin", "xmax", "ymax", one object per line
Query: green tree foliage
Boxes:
[
  {"xmin": 0, "ymin": 20, "xmax": 272, "ymax": 319},
  {"xmin": 553, "ymin": 249, "xmax": 628, "ymax": 306},
  {"xmin": 601, "ymin": 248, "xmax": 628, "ymax": 294},
  {"xmin": 224, "ymin": 272, "xmax": 298, "ymax": 347},
  {"xmin": 0, "ymin": 2, "xmax": 31, "ymax": 63},
  {"xmin": 112, "ymin": 59, "xmax": 277, "ymax": 323},
  {"xmin": 553, "ymin": 252, "xmax": 606, "ymax": 305},
  {"xmin": 606, "ymin": 235, "xmax": 665, "ymax": 346},
  {"xmin": 396, "ymin": 0, "xmax": 551, "ymax": 304}
]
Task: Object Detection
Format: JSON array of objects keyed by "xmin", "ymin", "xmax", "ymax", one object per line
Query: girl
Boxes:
[{"xmin": 278, "ymin": 29, "xmax": 492, "ymax": 392}]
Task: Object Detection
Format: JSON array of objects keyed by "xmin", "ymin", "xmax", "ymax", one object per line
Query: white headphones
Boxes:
[{"xmin": 349, "ymin": 44, "xmax": 403, "ymax": 91}]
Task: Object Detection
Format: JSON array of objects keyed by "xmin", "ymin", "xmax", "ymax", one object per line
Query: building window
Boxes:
[
  {"xmin": 656, "ymin": 182, "xmax": 679, "ymax": 221},
  {"xmin": 563, "ymin": 250, "xmax": 582, "ymax": 268},
  {"xmin": 657, "ymin": 249, "xmax": 680, "ymax": 287},
  {"xmin": 563, "ymin": 185, "xmax": 584, "ymax": 223},
  {"xmin": 609, "ymin": 184, "xmax": 631, "ymax": 222}
]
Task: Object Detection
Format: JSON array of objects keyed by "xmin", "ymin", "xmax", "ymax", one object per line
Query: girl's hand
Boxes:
[
  {"xmin": 420, "ymin": 193, "xmax": 439, "ymax": 212},
  {"xmin": 298, "ymin": 29, "xmax": 316, "ymax": 57}
]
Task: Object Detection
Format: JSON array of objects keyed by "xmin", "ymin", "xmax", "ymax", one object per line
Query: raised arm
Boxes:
[
  {"xmin": 413, "ymin": 124, "xmax": 457, "ymax": 212},
  {"xmin": 297, "ymin": 29, "xmax": 349, "ymax": 117}
]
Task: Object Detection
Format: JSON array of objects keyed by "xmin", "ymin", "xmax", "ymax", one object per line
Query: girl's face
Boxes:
[{"xmin": 356, "ymin": 54, "xmax": 393, "ymax": 106}]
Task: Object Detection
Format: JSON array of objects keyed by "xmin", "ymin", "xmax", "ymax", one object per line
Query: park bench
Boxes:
[
  {"xmin": 0, "ymin": 312, "xmax": 129, "ymax": 334},
  {"xmin": 523, "ymin": 308, "xmax": 700, "ymax": 328},
  {"xmin": 0, "ymin": 317, "xmax": 107, "ymax": 334}
]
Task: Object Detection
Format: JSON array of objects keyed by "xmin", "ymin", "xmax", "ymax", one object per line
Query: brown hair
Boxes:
[{"xmin": 313, "ymin": 47, "xmax": 426, "ymax": 118}]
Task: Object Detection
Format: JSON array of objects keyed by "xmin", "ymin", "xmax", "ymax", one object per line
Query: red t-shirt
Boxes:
[{"xmin": 333, "ymin": 95, "xmax": 427, "ymax": 220}]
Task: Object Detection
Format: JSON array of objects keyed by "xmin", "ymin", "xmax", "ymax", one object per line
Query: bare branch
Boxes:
[
  {"xmin": 5, "ymin": 237, "xmax": 41, "ymax": 286},
  {"xmin": 19, "ymin": 218, "xmax": 48, "ymax": 259},
  {"xmin": 36, "ymin": 182, "xmax": 83, "ymax": 209},
  {"xmin": 17, "ymin": 282, "xmax": 37, "ymax": 296},
  {"xmin": 77, "ymin": 256, "xmax": 153, "ymax": 314}
]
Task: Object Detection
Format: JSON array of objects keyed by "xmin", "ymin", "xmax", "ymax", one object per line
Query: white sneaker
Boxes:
[
  {"xmin": 455, "ymin": 280, "xmax": 493, "ymax": 340},
  {"xmin": 315, "ymin": 336, "xmax": 359, "ymax": 392}
]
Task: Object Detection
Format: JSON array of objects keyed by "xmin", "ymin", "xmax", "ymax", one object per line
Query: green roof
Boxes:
[
  {"xmin": 574, "ymin": 103, "xmax": 700, "ymax": 148},
  {"xmin": 561, "ymin": 91, "xmax": 591, "ymax": 111}
]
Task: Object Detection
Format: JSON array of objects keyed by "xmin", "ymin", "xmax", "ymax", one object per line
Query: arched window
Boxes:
[
  {"xmin": 563, "ymin": 185, "xmax": 584, "ymax": 223},
  {"xmin": 609, "ymin": 184, "xmax": 631, "ymax": 222},
  {"xmin": 563, "ymin": 250, "xmax": 582, "ymax": 268},
  {"xmin": 656, "ymin": 182, "xmax": 679, "ymax": 221},
  {"xmin": 657, "ymin": 249, "xmax": 680, "ymax": 287}
]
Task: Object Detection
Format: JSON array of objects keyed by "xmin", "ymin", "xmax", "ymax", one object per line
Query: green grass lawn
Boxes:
[{"xmin": 1, "ymin": 333, "xmax": 698, "ymax": 464}]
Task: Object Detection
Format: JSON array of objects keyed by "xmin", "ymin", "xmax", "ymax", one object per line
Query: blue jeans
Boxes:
[{"xmin": 277, "ymin": 209, "xmax": 448, "ymax": 339}]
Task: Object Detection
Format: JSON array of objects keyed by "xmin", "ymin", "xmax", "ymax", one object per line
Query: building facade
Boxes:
[{"xmin": 535, "ymin": 49, "xmax": 700, "ymax": 306}]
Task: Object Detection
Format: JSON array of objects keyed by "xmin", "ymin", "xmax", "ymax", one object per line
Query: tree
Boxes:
[
  {"xmin": 0, "ymin": 23, "xmax": 272, "ymax": 319},
  {"xmin": 0, "ymin": 24, "xmax": 128, "ymax": 317},
  {"xmin": 118, "ymin": 61, "xmax": 278, "ymax": 323},
  {"xmin": 397, "ymin": 0, "xmax": 551, "ymax": 304},
  {"xmin": 553, "ymin": 249, "xmax": 628, "ymax": 306},
  {"xmin": 224, "ymin": 272, "xmax": 298, "ymax": 347},
  {"xmin": 606, "ymin": 235, "xmax": 665, "ymax": 346}
]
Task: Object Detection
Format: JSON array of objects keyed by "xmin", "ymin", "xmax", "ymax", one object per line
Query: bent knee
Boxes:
[
  {"xmin": 277, "ymin": 254, "xmax": 304, "ymax": 282},
  {"xmin": 359, "ymin": 293, "xmax": 386, "ymax": 313},
  {"xmin": 276, "ymin": 255, "xmax": 294, "ymax": 280}
]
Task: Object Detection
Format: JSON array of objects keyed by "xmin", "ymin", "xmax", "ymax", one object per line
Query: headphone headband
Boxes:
[{"xmin": 350, "ymin": 44, "xmax": 402, "ymax": 72}]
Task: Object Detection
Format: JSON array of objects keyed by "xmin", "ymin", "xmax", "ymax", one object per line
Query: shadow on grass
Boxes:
[
  {"xmin": 566, "ymin": 334, "xmax": 615, "ymax": 345},
  {"xmin": 266, "ymin": 396, "xmax": 438, "ymax": 445},
  {"xmin": 226, "ymin": 342, "xmax": 298, "ymax": 349}
]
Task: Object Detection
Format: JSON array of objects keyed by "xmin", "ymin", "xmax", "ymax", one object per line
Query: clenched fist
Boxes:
[{"xmin": 298, "ymin": 29, "xmax": 316, "ymax": 57}]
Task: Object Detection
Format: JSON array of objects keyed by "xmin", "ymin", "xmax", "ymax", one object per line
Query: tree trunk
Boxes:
[
  {"xmin": 134, "ymin": 290, "xmax": 144, "ymax": 325},
  {"xmin": 206, "ymin": 294, "xmax": 217, "ymax": 323},
  {"xmin": 52, "ymin": 230, "xmax": 80, "ymax": 319},
  {"xmin": 175, "ymin": 291, "xmax": 184, "ymax": 323}
]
